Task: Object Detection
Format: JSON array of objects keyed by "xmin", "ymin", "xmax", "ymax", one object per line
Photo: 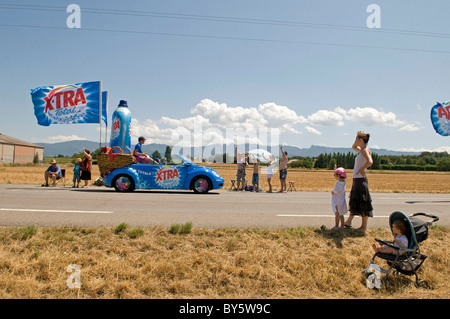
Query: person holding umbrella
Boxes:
[{"xmin": 262, "ymin": 151, "xmax": 275, "ymax": 193}]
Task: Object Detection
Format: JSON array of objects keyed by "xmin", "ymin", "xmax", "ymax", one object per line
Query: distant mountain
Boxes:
[
  {"xmin": 37, "ymin": 140, "xmax": 100, "ymax": 157},
  {"xmin": 284, "ymin": 145, "xmax": 421, "ymax": 157},
  {"xmin": 37, "ymin": 140, "xmax": 421, "ymax": 158}
]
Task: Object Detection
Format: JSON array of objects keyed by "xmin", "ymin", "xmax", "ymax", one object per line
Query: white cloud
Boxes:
[
  {"xmin": 306, "ymin": 106, "xmax": 412, "ymax": 130},
  {"xmin": 399, "ymin": 124, "xmax": 421, "ymax": 132},
  {"xmin": 128, "ymin": 99, "xmax": 420, "ymax": 147},
  {"xmin": 307, "ymin": 110, "xmax": 344, "ymax": 126},
  {"xmin": 257, "ymin": 102, "xmax": 307, "ymax": 125},
  {"xmin": 191, "ymin": 99, "xmax": 267, "ymax": 130},
  {"xmin": 344, "ymin": 107, "xmax": 406, "ymax": 127},
  {"xmin": 305, "ymin": 126, "xmax": 322, "ymax": 135},
  {"xmin": 434, "ymin": 146, "xmax": 450, "ymax": 153},
  {"xmin": 163, "ymin": 99, "xmax": 307, "ymax": 135},
  {"xmin": 398, "ymin": 146, "xmax": 450, "ymax": 153},
  {"xmin": 160, "ymin": 115, "xmax": 211, "ymax": 130},
  {"xmin": 131, "ymin": 118, "xmax": 174, "ymax": 145}
]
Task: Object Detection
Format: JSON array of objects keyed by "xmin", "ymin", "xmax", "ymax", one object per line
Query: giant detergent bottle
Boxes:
[{"xmin": 110, "ymin": 100, "xmax": 132, "ymax": 154}]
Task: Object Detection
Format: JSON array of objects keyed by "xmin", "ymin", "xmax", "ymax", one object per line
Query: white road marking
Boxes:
[{"xmin": 0, "ymin": 208, "xmax": 114, "ymax": 214}]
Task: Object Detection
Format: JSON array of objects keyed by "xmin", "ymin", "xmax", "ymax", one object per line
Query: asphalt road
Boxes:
[{"xmin": 0, "ymin": 184, "xmax": 448, "ymax": 229}]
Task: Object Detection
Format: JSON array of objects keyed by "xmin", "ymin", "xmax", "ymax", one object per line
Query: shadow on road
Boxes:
[
  {"xmin": 71, "ymin": 188, "xmax": 221, "ymax": 195},
  {"xmin": 406, "ymin": 201, "xmax": 450, "ymax": 204}
]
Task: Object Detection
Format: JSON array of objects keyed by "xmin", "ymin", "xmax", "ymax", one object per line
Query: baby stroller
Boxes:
[{"xmin": 365, "ymin": 211, "xmax": 439, "ymax": 289}]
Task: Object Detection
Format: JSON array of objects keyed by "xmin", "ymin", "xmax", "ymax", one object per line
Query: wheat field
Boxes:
[{"xmin": 1, "ymin": 163, "xmax": 450, "ymax": 193}]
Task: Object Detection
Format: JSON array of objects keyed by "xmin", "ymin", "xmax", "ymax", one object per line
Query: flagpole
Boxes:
[
  {"xmin": 105, "ymin": 91, "xmax": 108, "ymax": 146},
  {"xmin": 99, "ymin": 81, "xmax": 102, "ymax": 149}
]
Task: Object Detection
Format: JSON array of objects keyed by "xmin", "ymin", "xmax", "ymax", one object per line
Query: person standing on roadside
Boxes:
[
  {"xmin": 249, "ymin": 154, "xmax": 260, "ymax": 192},
  {"xmin": 331, "ymin": 165, "xmax": 348, "ymax": 229},
  {"xmin": 80, "ymin": 147, "xmax": 92, "ymax": 188},
  {"xmin": 262, "ymin": 152, "xmax": 275, "ymax": 193},
  {"xmin": 279, "ymin": 145, "xmax": 288, "ymax": 193},
  {"xmin": 234, "ymin": 145, "xmax": 248, "ymax": 191},
  {"xmin": 344, "ymin": 131, "xmax": 374, "ymax": 232}
]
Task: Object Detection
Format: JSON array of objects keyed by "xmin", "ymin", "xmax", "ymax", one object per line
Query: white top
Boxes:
[
  {"xmin": 394, "ymin": 234, "xmax": 409, "ymax": 249},
  {"xmin": 331, "ymin": 180, "xmax": 347, "ymax": 216},
  {"xmin": 267, "ymin": 163, "xmax": 274, "ymax": 175},
  {"xmin": 353, "ymin": 151, "xmax": 367, "ymax": 178}
]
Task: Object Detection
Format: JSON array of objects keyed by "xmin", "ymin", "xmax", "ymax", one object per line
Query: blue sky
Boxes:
[{"xmin": 1, "ymin": 0, "xmax": 449, "ymax": 153}]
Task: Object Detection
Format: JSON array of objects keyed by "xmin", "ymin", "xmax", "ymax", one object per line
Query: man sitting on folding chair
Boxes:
[{"xmin": 42, "ymin": 159, "xmax": 62, "ymax": 187}]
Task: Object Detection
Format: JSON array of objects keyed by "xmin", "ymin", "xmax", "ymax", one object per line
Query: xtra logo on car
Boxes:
[{"xmin": 155, "ymin": 166, "xmax": 181, "ymax": 188}]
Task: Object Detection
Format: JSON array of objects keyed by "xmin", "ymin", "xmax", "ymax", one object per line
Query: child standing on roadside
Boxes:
[
  {"xmin": 331, "ymin": 166, "xmax": 347, "ymax": 229},
  {"xmin": 72, "ymin": 158, "xmax": 81, "ymax": 188}
]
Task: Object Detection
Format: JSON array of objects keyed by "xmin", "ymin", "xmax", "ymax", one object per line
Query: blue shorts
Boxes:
[
  {"xmin": 252, "ymin": 173, "xmax": 259, "ymax": 184},
  {"xmin": 73, "ymin": 173, "xmax": 80, "ymax": 183}
]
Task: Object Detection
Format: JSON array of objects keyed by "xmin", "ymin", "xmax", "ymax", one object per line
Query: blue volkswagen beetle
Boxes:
[{"xmin": 103, "ymin": 154, "xmax": 224, "ymax": 193}]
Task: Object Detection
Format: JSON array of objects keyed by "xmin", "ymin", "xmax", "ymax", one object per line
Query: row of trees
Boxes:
[{"xmin": 290, "ymin": 151, "xmax": 450, "ymax": 171}]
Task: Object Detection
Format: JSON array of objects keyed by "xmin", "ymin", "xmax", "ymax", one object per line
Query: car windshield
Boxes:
[{"xmin": 174, "ymin": 154, "xmax": 197, "ymax": 166}]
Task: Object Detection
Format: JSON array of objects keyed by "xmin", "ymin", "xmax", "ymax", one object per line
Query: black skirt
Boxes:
[
  {"xmin": 349, "ymin": 177, "xmax": 373, "ymax": 217},
  {"xmin": 80, "ymin": 170, "xmax": 91, "ymax": 181}
]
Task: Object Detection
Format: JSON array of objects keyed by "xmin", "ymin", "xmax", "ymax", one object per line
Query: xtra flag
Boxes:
[
  {"xmin": 102, "ymin": 91, "xmax": 108, "ymax": 126},
  {"xmin": 31, "ymin": 81, "xmax": 106, "ymax": 126},
  {"xmin": 430, "ymin": 101, "xmax": 450, "ymax": 136}
]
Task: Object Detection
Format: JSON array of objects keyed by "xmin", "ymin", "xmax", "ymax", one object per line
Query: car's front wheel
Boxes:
[
  {"xmin": 113, "ymin": 174, "xmax": 135, "ymax": 192},
  {"xmin": 192, "ymin": 176, "xmax": 211, "ymax": 194}
]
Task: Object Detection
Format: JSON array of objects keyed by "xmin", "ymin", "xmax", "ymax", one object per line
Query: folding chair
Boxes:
[
  {"xmin": 288, "ymin": 181, "xmax": 296, "ymax": 192},
  {"xmin": 57, "ymin": 168, "xmax": 66, "ymax": 187}
]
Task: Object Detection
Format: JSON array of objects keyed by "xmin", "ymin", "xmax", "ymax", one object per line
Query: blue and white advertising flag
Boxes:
[
  {"xmin": 31, "ymin": 81, "xmax": 106, "ymax": 126},
  {"xmin": 430, "ymin": 101, "xmax": 450, "ymax": 136},
  {"xmin": 102, "ymin": 90, "xmax": 108, "ymax": 126}
]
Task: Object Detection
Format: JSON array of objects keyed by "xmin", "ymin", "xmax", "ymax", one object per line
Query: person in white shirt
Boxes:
[
  {"xmin": 262, "ymin": 152, "xmax": 275, "ymax": 193},
  {"xmin": 331, "ymin": 166, "xmax": 348, "ymax": 229}
]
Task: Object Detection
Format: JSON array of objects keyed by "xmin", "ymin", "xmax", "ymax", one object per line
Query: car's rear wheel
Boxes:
[
  {"xmin": 113, "ymin": 174, "xmax": 135, "ymax": 192},
  {"xmin": 192, "ymin": 176, "xmax": 211, "ymax": 193}
]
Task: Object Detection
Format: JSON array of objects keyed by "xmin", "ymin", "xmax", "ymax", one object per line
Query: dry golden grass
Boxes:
[
  {"xmin": 0, "ymin": 164, "xmax": 101, "ymax": 186},
  {"xmin": 0, "ymin": 225, "xmax": 448, "ymax": 299},
  {"xmin": 1, "ymin": 163, "xmax": 450, "ymax": 193}
]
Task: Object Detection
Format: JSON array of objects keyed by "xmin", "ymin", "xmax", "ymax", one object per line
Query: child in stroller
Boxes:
[
  {"xmin": 365, "ymin": 211, "xmax": 439, "ymax": 289},
  {"xmin": 371, "ymin": 219, "xmax": 408, "ymax": 254}
]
